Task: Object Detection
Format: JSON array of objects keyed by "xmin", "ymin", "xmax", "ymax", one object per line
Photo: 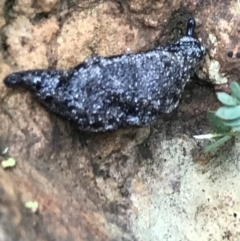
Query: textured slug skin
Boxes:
[{"xmin": 4, "ymin": 18, "xmax": 206, "ymax": 132}]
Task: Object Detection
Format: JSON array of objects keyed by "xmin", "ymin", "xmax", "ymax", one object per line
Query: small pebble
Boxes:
[{"xmin": 227, "ymin": 51, "xmax": 233, "ymax": 58}]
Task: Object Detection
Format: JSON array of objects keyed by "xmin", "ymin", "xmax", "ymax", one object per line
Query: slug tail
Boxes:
[
  {"xmin": 4, "ymin": 72, "xmax": 23, "ymax": 87},
  {"xmin": 3, "ymin": 69, "xmax": 71, "ymax": 96}
]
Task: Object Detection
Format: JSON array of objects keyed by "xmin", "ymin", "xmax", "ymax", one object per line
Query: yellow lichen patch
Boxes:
[
  {"xmin": 1, "ymin": 157, "xmax": 16, "ymax": 169},
  {"xmin": 25, "ymin": 201, "xmax": 39, "ymax": 213},
  {"xmin": 209, "ymin": 59, "xmax": 228, "ymax": 84}
]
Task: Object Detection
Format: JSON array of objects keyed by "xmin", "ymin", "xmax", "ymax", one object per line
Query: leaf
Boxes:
[
  {"xmin": 230, "ymin": 81, "xmax": 240, "ymax": 101},
  {"xmin": 25, "ymin": 201, "xmax": 38, "ymax": 213},
  {"xmin": 207, "ymin": 111, "xmax": 231, "ymax": 132},
  {"xmin": 216, "ymin": 92, "xmax": 238, "ymax": 106},
  {"xmin": 232, "ymin": 125, "xmax": 240, "ymax": 132},
  {"xmin": 223, "ymin": 118, "xmax": 240, "ymax": 127},
  {"xmin": 193, "ymin": 133, "xmax": 225, "ymax": 140},
  {"xmin": 1, "ymin": 157, "xmax": 16, "ymax": 169},
  {"xmin": 204, "ymin": 135, "xmax": 232, "ymax": 152},
  {"xmin": 215, "ymin": 106, "xmax": 240, "ymax": 120}
]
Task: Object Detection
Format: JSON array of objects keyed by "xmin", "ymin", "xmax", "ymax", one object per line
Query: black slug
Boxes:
[{"xmin": 4, "ymin": 18, "xmax": 206, "ymax": 132}]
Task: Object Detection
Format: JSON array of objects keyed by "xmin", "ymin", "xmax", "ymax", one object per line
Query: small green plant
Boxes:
[{"xmin": 194, "ymin": 81, "xmax": 240, "ymax": 152}]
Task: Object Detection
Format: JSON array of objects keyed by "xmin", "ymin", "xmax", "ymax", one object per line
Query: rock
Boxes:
[{"xmin": 1, "ymin": 1, "xmax": 240, "ymax": 241}]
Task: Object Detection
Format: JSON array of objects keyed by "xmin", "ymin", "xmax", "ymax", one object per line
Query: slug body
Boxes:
[{"xmin": 4, "ymin": 18, "xmax": 206, "ymax": 132}]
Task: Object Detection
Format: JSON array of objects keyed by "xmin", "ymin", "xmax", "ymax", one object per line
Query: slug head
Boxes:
[{"xmin": 167, "ymin": 18, "xmax": 206, "ymax": 67}]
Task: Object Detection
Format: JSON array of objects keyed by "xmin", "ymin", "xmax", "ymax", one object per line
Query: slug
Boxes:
[{"xmin": 4, "ymin": 18, "xmax": 206, "ymax": 132}]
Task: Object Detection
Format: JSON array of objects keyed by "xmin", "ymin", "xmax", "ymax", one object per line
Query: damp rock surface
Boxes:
[{"xmin": 1, "ymin": 1, "xmax": 240, "ymax": 241}]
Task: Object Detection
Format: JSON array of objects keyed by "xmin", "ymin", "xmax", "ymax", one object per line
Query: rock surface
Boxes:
[{"xmin": 1, "ymin": 0, "xmax": 240, "ymax": 241}]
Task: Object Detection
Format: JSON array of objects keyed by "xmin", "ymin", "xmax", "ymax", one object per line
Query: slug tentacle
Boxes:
[
  {"xmin": 186, "ymin": 18, "xmax": 195, "ymax": 37},
  {"xmin": 3, "ymin": 18, "xmax": 206, "ymax": 132}
]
